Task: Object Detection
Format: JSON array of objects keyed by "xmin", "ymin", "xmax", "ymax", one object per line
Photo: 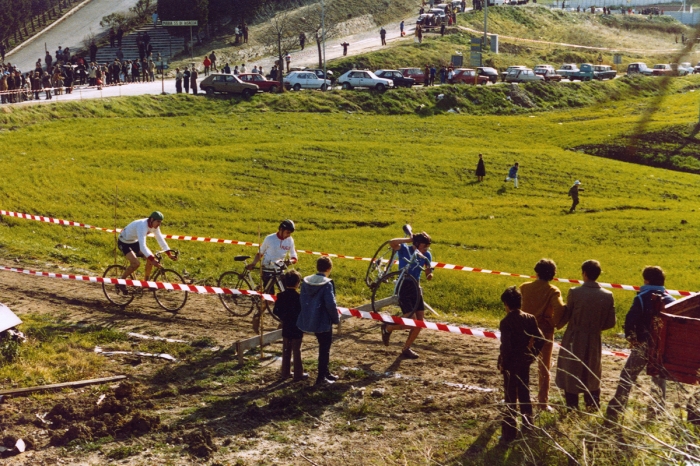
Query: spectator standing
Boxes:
[
  {"xmin": 0, "ymin": 75, "xmax": 8, "ymax": 104},
  {"xmin": 568, "ymin": 180, "xmax": 583, "ymax": 213},
  {"xmin": 233, "ymin": 65, "xmax": 239, "ymax": 75},
  {"xmin": 417, "ymin": 24, "xmax": 423, "ymax": 43},
  {"xmin": 183, "ymin": 66, "xmax": 190, "ymax": 93},
  {"xmin": 441, "ymin": 22, "xmax": 446, "ymax": 36},
  {"xmin": 117, "ymin": 27, "xmax": 124, "ymax": 48},
  {"xmin": 64, "ymin": 65, "xmax": 73, "ymax": 93},
  {"xmin": 424, "ymin": 64, "xmax": 430, "ymax": 86},
  {"xmin": 31, "ymin": 72, "xmax": 41, "ymax": 100},
  {"xmin": 340, "ymin": 42, "xmax": 349, "ymax": 56},
  {"xmin": 299, "ymin": 32, "xmax": 306, "ymax": 50},
  {"xmin": 116, "ymin": 47, "xmax": 124, "ymax": 61},
  {"xmin": 273, "ymin": 270, "xmax": 308, "ymax": 381},
  {"xmin": 429, "ymin": 65, "xmax": 436, "ymax": 85},
  {"xmin": 555, "ymin": 260, "xmax": 615, "ymax": 410},
  {"xmin": 243, "ymin": 23, "xmax": 249, "ymax": 43},
  {"xmin": 400, "ymin": 20, "xmax": 405, "ymax": 36},
  {"xmin": 42, "ymin": 71, "xmax": 52, "ymax": 100},
  {"xmin": 109, "ymin": 28, "xmax": 116, "ymax": 48},
  {"xmin": 45, "ymin": 51, "xmax": 52, "ymax": 72},
  {"xmin": 209, "ymin": 51, "xmax": 217, "ymax": 71},
  {"xmin": 498, "ymin": 286, "xmax": 545, "ymax": 444},
  {"xmin": 439, "ymin": 66, "xmax": 446, "ymax": 84},
  {"xmin": 606, "ymin": 267, "xmax": 675, "ymax": 421},
  {"xmin": 152, "ymin": 12, "xmax": 159, "ymax": 28},
  {"xmin": 148, "ymin": 59, "xmax": 155, "ymax": 82},
  {"xmin": 175, "ymin": 67, "xmax": 183, "ymax": 93},
  {"xmin": 89, "ymin": 42, "xmax": 97, "ymax": 64},
  {"xmin": 252, "ymin": 65, "xmax": 258, "ymax": 75},
  {"xmin": 380, "ymin": 27, "xmax": 387, "ymax": 45},
  {"xmin": 203, "ymin": 56, "xmax": 211, "ymax": 76},
  {"xmin": 297, "ymin": 257, "xmax": 339, "ymax": 386},
  {"xmin": 0, "ymin": 43, "xmax": 5, "ymax": 63},
  {"xmin": 223, "ymin": 63, "xmax": 231, "ymax": 74},
  {"xmin": 240, "ymin": 63, "xmax": 246, "ymax": 73},
  {"xmin": 505, "ymin": 162, "xmax": 519, "ymax": 188},
  {"xmin": 285, "ymin": 53, "xmax": 291, "ymax": 72},
  {"xmin": 520, "ymin": 259, "xmax": 566, "ymax": 411},
  {"xmin": 191, "ymin": 66, "xmax": 198, "ymax": 95},
  {"xmin": 475, "ymin": 153, "xmax": 486, "ymax": 182}
]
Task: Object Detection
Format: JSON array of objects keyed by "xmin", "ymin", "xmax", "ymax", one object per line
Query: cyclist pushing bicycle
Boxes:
[
  {"xmin": 380, "ymin": 227, "xmax": 433, "ymax": 359},
  {"xmin": 117, "ymin": 211, "xmax": 178, "ymax": 287},
  {"xmin": 247, "ymin": 219, "xmax": 298, "ymax": 287}
]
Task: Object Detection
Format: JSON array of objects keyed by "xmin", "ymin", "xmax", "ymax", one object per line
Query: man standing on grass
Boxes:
[
  {"xmin": 380, "ymin": 27, "xmax": 387, "ymax": 46},
  {"xmin": 568, "ymin": 180, "xmax": 583, "ymax": 213},
  {"xmin": 380, "ymin": 227, "xmax": 434, "ymax": 359},
  {"xmin": 606, "ymin": 266, "xmax": 675, "ymax": 421},
  {"xmin": 555, "ymin": 260, "xmax": 615, "ymax": 410},
  {"xmin": 520, "ymin": 259, "xmax": 565, "ymax": 411}
]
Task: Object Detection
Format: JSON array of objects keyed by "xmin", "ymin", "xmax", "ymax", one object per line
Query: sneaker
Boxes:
[
  {"xmin": 401, "ymin": 348, "xmax": 419, "ymax": 359},
  {"xmin": 325, "ymin": 373, "xmax": 339, "ymax": 381},
  {"xmin": 293, "ymin": 373, "xmax": 309, "ymax": 382},
  {"xmin": 381, "ymin": 324, "xmax": 391, "ymax": 346},
  {"xmin": 315, "ymin": 377, "xmax": 335, "ymax": 386}
]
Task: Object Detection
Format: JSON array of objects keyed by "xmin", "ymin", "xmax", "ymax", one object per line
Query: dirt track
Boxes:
[{"xmin": 0, "ymin": 261, "xmax": 644, "ymax": 465}]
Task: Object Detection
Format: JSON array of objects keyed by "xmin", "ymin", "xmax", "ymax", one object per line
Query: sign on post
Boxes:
[
  {"xmin": 161, "ymin": 20, "xmax": 198, "ymax": 26},
  {"xmin": 613, "ymin": 54, "xmax": 622, "ymax": 65}
]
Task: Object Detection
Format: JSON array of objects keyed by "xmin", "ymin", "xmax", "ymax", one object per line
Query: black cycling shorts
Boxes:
[
  {"xmin": 118, "ymin": 239, "xmax": 144, "ymax": 258},
  {"xmin": 398, "ymin": 277, "xmax": 425, "ymax": 316}
]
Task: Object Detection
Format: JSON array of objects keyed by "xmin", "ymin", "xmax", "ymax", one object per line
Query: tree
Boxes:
[
  {"xmin": 298, "ymin": 1, "xmax": 341, "ymax": 69},
  {"xmin": 257, "ymin": 5, "xmax": 299, "ymax": 93},
  {"xmin": 157, "ymin": 0, "xmax": 208, "ymax": 39}
]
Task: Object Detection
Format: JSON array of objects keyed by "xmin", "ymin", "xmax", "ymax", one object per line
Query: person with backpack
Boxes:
[
  {"xmin": 568, "ymin": 180, "xmax": 583, "ymax": 213},
  {"xmin": 606, "ymin": 266, "xmax": 675, "ymax": 421}
]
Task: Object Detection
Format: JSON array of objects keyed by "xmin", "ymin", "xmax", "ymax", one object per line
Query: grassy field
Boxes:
[{"xmin": 2, "ymin": 81, "xmax": 700, "ymax": 336}]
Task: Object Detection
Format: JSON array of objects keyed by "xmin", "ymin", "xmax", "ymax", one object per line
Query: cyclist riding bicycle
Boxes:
[
  {"xmin": 246, "ymin": 219, "xmax": 298, "ymax": 289},
  {"xmin": 117, "ymin": 211, "xmax": 177, "ymax": 284},
  {"xmin": 380, "ymin": 229, "xmax": 434, "ymax": 359}
]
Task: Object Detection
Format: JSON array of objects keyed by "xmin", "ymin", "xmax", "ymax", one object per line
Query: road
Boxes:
[{"xmin": 5, "ymin": 0, "xmax": 140, "ymax": 73}]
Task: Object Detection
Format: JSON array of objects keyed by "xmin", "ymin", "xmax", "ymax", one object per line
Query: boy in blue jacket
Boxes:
[
  {"xmin": 505, "ymin": 162, "xmax": 519, "ymax": 188},
  {"xmin": 297, "ymin": 257, "xmax": 340, "ymax": 386},
  {"xmin": 606, "ymin": 266, "xmax": 675, "ymax": 420}
]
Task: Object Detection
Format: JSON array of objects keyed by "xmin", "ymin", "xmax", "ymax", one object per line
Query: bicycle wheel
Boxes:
[
  {"xmin": 102, "ymin": 264, "xmax": 135, "ymax": 307},
  {"xmin": 217, "ymin": 271, "xmax": 257, "ymax": 317},
  {"xmin": 365, "ymin": 241, "xmax": 397, "ymax": 288},
  {"xmin": 371, "ymin": 271, "xmax": 420, "ymax": 315},
  {"xmin": 152, "ymin": 268, "xmax": 188, "ymax": 313},
  {"xmin": 263, "ymin": 279, "xmax": 281, "ymax": 322}
]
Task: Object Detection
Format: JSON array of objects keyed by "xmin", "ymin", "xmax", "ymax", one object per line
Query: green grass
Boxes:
[{"xmin": 2, "ymin": 85, "xmax": 700, "ymax": 336}]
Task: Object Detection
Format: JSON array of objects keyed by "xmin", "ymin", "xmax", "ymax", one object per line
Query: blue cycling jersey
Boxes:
[{"xmin": 397, "ymin": 243, "xmax": 432, "ymax": 282}]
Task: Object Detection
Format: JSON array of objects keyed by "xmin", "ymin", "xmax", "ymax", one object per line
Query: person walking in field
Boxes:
[
  {"xmin": 520, "ymin": 259, "xmax": 566, "ymax": 411},
  {"xmin": 606, "ymin": 266, "xmax": 675, "ymax": 421},
  {"xmin": 297, "ymin": 257, "xmax": 340, "ymax": 386},
  {"xmin": 505, "ymin": 162, "xmax": 519, "ymax": 188},
  {"xmin": 475, "ymin": 154, "xmax": 486, "ymax": 182},
  {"xmin": 498, "ymin": 286, "xmax": 545, "ymax": 444},
  {"xmin": 568, "ymin": 180, "xmax": 583, "ymax": 213},
  {"xmin": 555, "ymin": 260, "xmax": 615, "ymax": 410},
  {"xmin": 380, "ymin": 227, "xmax": 434, "ymax": 359},
  {"xmin": 380, "ymin": 27, "xmax": 387, "ymax": 45}
]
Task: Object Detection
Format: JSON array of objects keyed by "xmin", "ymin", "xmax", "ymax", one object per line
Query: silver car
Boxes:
[
  {"xmin": 337, "ymin": 70, "xmax": 393, "ymax": 91},
  {"xmin": 283, "ymin": 71, "xmax": 331, "ymax": 91}
]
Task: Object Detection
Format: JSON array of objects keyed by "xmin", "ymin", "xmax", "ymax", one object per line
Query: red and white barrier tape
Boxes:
[
  {"xmin": 1, "ymin": 209, "xmax": 695, "ymax": 297},
  {"xmin": 0, "ymin": 265, "xmax": 629, "ymax": 359}
]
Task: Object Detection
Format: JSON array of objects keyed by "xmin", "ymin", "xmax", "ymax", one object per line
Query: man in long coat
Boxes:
[{"xmin": 555, "ymin": 260, "xmax": 615, "ymax": 409}]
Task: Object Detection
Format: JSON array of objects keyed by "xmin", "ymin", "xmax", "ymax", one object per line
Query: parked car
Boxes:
[
  {"xmin": 694, "ymin": 62, "xmax": 700, "ymax": 74},
  {"xmin": 450, "ymin": 0, "xmax": 463, "ymax": 12},
  {"xmin": 476, "ymin": 66, "xmax": 499, "ymax": 83},
  {"xmin": 237, "ymin": 73, "xmax": 281, "ymax": 92},
  {"xmin": 677, "ymin": 62, "xmax": 694, "ymax": 76},
  {"xmin": 374, "ymin": 69, "xmax": 415, "ymax": 88},
  {"xmin": 306, "ymin": 68, "xmax": 335, "ymax": 83},
  {"xmin": 337, "ymin": 70, "xmax": 393, "ymax": 91},
  {"xmin": 627, "ymin": 62, "xmax": 651, "ymax": 76},
  {"xmin": 417, "ymin": 13, "xmax": 437, "ymax": 27},
  {"xmin": 501, "ymin": 65, "xmax": 527, "ymax": 82},
  {"xmin": 199, "ymin": 74, "xmax": 258, "ymax": 97},
  {"xmin": 651, "ymin": 64, "xmax": 674, "ymax": 76},
  {"xmin": 556, "ymin": 63, "xmax": 580, "ymax": 79},
  {"xmin": 504, "ymin": 68, "xmax": 544, "ymax": 83},
  {"xmin": 533, "ymin": 65, "xmax": 562, "ymax": 82},
  {"xmin": 449, "ymin": 68, "xmax": 490, "ymax": 85},
  {"xmin": 283, "ymin": 71, "xmax": 331, "ymax": 91},
  {"xmin": 399, "ymin": 67, "xmax": 426, "ymax": 85},
  {"xmin": 593, "ymin": 65, "xmax": 617, "ymax": 80},
  {"xmin": 428, "ymin": 8, "xmax": 447, "ymax": 20}
]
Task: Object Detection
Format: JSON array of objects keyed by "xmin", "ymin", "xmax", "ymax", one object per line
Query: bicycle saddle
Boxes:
[{"xmin": 234, "ymin": 255, "xmax": 251, "ymax": 261}]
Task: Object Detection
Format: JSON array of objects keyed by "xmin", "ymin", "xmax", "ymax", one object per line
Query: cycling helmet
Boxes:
[
  {"xmin": 149, "ymin": 211, "xmax": 164, "ymax": 221},
  {"xmin": 279, "ymin": 219, "xmax": 295, "ymax": 232}
]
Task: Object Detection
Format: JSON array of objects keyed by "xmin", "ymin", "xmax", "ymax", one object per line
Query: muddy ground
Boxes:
[{"xmin": 0, "ymin": 260, "xmax": 652, "ymax": 465}]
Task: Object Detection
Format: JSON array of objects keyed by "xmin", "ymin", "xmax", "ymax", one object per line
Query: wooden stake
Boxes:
[
  {"xmin": 0, "ymin": 375, "xmax": 127, "ymax": 397},
  {"xmin": 113, "ymin": 186, "xmax": 118, "ymax": 264}
]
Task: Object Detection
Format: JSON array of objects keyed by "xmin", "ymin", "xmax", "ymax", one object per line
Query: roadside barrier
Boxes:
[
  {"xmin": 0, "ymin": 264, "xmax": 630, "ymax": 359},
  {"xmin": 1, "ymin": 209, "xmax": 696, "ymax": 298}
]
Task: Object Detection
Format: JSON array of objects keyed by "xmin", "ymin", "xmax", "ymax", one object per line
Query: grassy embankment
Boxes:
[
  {"xmin": 2, "ymin": 81, "xmax": 700, "ymax": 336},
  {"xmin": 329, "ymin": 5, "xmax": 688, "ymax": 74}
]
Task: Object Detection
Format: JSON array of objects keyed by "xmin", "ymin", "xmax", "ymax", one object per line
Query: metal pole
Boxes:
[
  {"xmin": 483, "ymin": 0, "xmax": 488, "ymax": 67},
  {"xmin": 322, "ymin": 0, "xmax": 327, "ymax": 88},
  {"xmin": 190, "ymin": 26, "xmax": 193, "ymax": 60}
]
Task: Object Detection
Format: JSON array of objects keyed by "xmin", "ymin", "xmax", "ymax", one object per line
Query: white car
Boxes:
[
  {"xmin": 283, "ymin": 71, "xmax": 331, "ymax": 91},
  {"xmin": 504, "ymin": 68, "xmax": 544, "ymax": 83},
  {"xmin": 337, "ymin": 70, "xmax": 393, "ymax": 91},
  {"xmin": 556, "ymin": 64, "xmax": 580, "ymax": 78},
  {"xmin": 678, "ymin": 62, "xmax": 694, "ymax": 76}
]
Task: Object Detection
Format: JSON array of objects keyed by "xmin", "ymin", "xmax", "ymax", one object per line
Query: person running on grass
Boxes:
[
  {"xmin": 380, "ymin": 226, "xmax": 434, "ymax": 359},
  {"xmin": 117, "ymin": 212, "xmax": 177, "ymax": 289}
]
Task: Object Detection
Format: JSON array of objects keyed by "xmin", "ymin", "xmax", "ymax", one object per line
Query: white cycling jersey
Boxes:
[
  {"xmin": 118, "ymin": 218, "xmax": 169, "ymax": 259},
  {"xmin": 259, "ymin": 232, "xmax": 297, "ymax": 270}
]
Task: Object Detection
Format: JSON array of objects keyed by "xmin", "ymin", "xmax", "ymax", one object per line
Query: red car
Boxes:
[
  {"xmin": 238, "ymin": 73, "xmax": 281, "ymax": 92},
  {"xmin": 399, "ymin": 67, "xmax": 426, "ymax": 85},
  {"xmin": 449, "ymin": 68, "xmax": 489, "ymax": 85}
]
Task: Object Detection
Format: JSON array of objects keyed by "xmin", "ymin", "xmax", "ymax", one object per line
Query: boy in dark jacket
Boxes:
[
  {"xmin": 297, "ymin": 257, "xmax": 339, "ymax": 385},
  {"xmin": 273, "ymin": 270, "xmax": 307, "ymax": 381},
  {"xmin": 606, "ymin": 266, "xmax": 675, "ymax": 420},
  {"xmin": 498, "ymin": 286, "xmax": 545, "ymax": 444}
]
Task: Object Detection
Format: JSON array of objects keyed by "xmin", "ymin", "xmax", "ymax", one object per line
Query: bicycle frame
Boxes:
[{"xmin": 392, "ymin": 249, "xmax": 429, "ymax": 295}]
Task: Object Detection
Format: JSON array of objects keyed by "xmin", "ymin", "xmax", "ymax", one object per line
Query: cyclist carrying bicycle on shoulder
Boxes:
[
  {"xmin": 381, "ymin": 227, "xmax": 433, "ymax": 359},
  {"xmin": 246, "ymin": 219, "xmax": 298, "ymax": 288},
  {"xmin": 117, "ymin": 211, "xmax": 177, "ymax": 284}
]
